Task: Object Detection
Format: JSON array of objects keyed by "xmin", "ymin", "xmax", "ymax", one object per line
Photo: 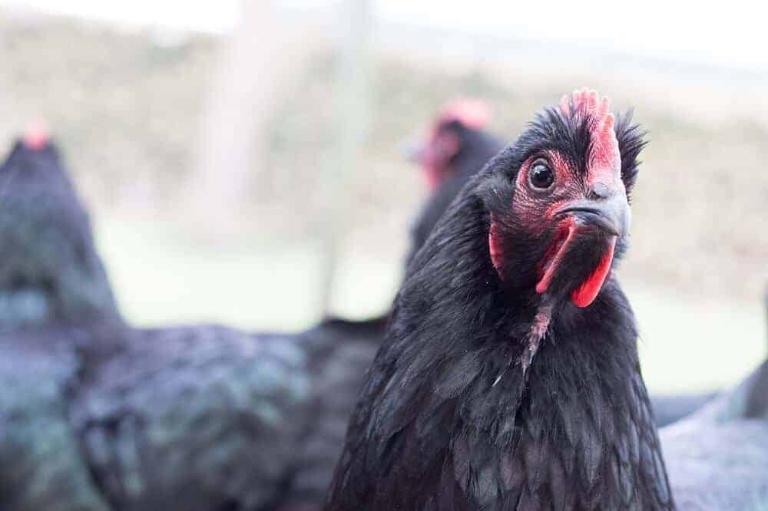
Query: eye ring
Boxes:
[{"xmin": 527, "ymin": 159, "xmax": 555, "ymax": 190}]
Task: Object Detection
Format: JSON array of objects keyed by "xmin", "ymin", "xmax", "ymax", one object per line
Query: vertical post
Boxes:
[
  {"xmin": 764, "ymin": 286, "xmax": 768, "ymax": 351},
  {"xmin": 316, "ymin": 0, "xmax": 372, "ymax": 316},
  {"xmin": 189, "ymin": 0, "xmax": 311, "ymax": 236}
]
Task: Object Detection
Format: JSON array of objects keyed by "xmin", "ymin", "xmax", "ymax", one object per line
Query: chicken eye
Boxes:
[{"xmin": 528, "ymin": 161, "xmax": 554, "ymax": 190}]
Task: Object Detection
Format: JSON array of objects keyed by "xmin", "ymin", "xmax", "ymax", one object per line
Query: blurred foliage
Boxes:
[{"xmin": 0, "ymin": 10, "xmax": 767, "ymax": 303}]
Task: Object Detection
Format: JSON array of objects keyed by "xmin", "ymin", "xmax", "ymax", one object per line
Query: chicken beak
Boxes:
[
  {"xmin": 554, "ymin": 193, "xmax": 630, "ymax": 238},
  {"xmin": 537, "ymin": 193, "xmax": 630, "ymax": 308}
]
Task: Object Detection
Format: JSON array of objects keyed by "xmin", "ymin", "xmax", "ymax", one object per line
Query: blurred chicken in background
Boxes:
[
  {"xmin": 0, "ymin": 130, "xmax": 318, "ymax": 511},
  {"xmin": 0, "ymin": 127, "xmax": 121, "ymax": 330},
  {"xmin": 405, "ymin": 99, "xmax": 503, "ymax": 266},
  {"xmin": 0, "ymin": 130, "xmax": 123, "ymax": 511}
]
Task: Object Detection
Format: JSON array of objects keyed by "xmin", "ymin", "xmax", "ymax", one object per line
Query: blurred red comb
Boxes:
[
  {"xmin": 559, "ymin": 87, "xmax": 615, "ymax": 135},
  {"xmin": 438, "ymin": 98, "xmax": 492, "ymax": 130},
  {"xmin": 23, "ymin": 120, "xmax": 50, "ymax": 151}
]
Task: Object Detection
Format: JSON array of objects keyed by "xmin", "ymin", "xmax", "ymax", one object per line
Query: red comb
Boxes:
[
  {"xmin": 438, "ymin": 98, "xmax": 492, "ymax": 130},
  {"xmin": 560, "ymin": 88, "xmax": 614, "ymax": 132},
  {"xmin": 560, "ymin": 88, "xmax": 620, "ymax": 185},
  {"xmin": 23, "ymin": 120, "xmax": 50, "ymax": 151}
]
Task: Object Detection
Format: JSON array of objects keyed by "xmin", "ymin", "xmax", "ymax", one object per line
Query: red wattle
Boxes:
[
  {"xmin": 535, "ymin": 220, "xmax": 576, "ymax": 295},
  {"xmin": 570, "ymin": 238, "xmax": 616, "ymax": 308}
]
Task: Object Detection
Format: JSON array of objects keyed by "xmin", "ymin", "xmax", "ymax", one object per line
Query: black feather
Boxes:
[{"xmin": 614, "ymin": 110, "xmax": 647, "ymax": 199}]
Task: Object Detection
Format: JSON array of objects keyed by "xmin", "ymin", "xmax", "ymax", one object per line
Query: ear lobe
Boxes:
[{"xmin": 614, "ymin": 111, "xmax": 647, "ymax": 200}]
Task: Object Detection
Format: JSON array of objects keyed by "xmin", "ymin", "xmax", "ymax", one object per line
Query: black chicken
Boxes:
[
  {"xmin": 0, "ymin": 130, "xmax": 122, "ymax": 510},
  {"xmin": 0, "ymin": 130, "xmax": 327, "ymax": 510},
  {"xmin": 326, "ymin": 89, "xmax": 675, "ymax": 510},
  {"xmin": 0, "ymin": 129, "xmax": 121, "ymax": 329},
  {"xmin": 0, "ymin": 132, "xmax": 326, "ymax": 510}
]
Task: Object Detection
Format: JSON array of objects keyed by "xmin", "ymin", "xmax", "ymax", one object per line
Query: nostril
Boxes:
[{"xmin": 589, "ymin": 182, "xmax": 611, "ymax": 199}]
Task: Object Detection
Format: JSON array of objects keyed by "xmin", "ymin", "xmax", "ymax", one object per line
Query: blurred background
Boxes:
[{"xmin": 0, "ymin": 0, "xmax": 766, "ymax": 393}]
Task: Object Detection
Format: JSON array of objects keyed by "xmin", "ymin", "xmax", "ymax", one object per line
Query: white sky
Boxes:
[{"xmin": 3, "ymin": 0, "xmax": 767, "ymax": 71}]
